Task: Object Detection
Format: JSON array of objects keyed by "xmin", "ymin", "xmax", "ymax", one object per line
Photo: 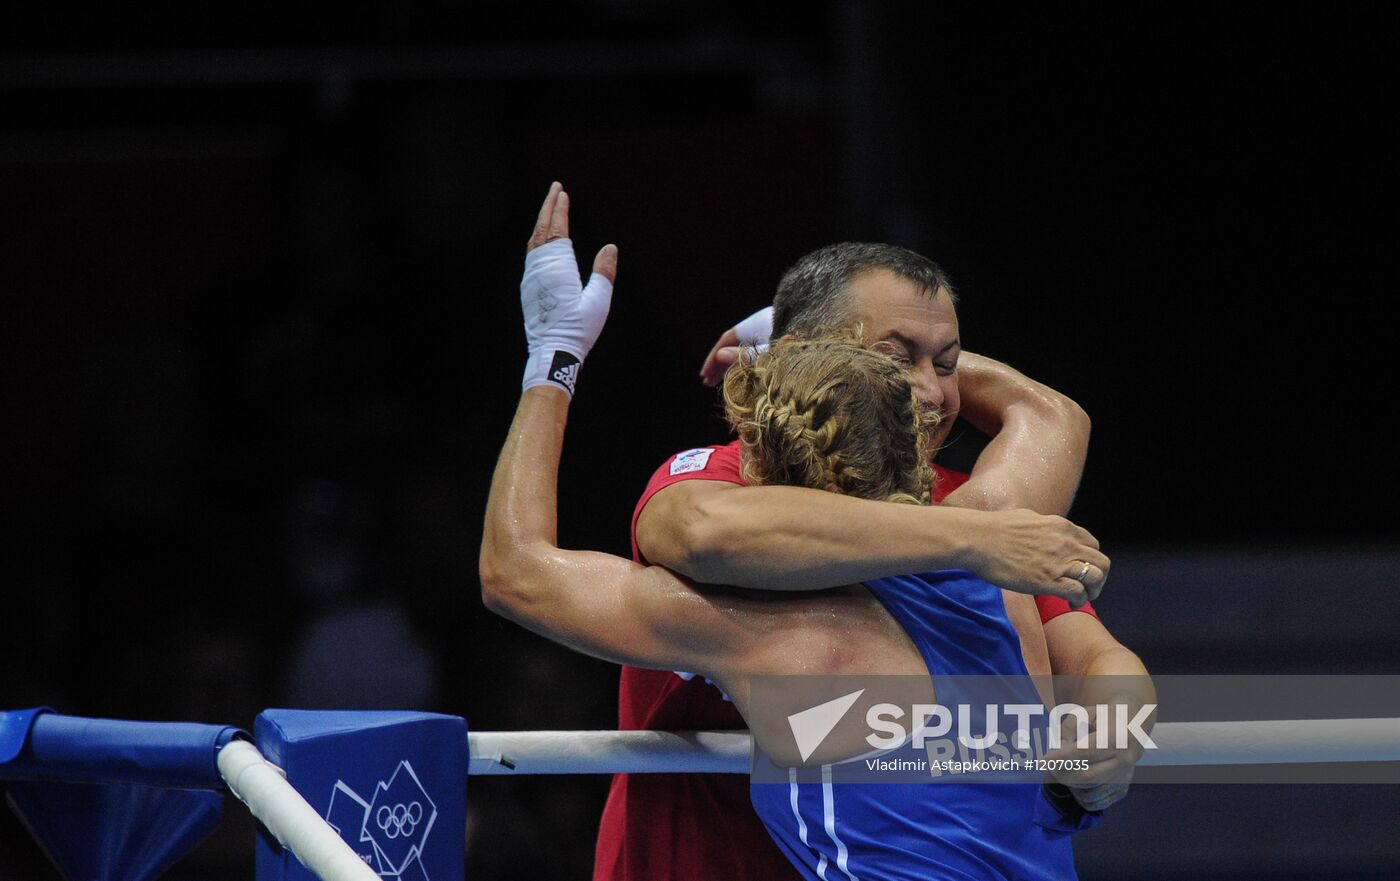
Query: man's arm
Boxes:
[
  {"xmin": 636, "ymin": 479, "xmax": 1106, "ymax": 603},
  {"xmin": 698, "ymin": 312, "xmax": 1092, "ymax": 517},
  {"xmin": 939, "ymin": 352, "xmax": 1091, "ymax": 518},
  {"xmin": 698, "ymin": 312, "xmax": 1091, "ymax": 518},
  {"xmin": 948, "ymin": 354, "xmax": 1152, "ymax": 811},
  {"xmin": 932, "ymin": 352, "xmax": 1100, "ymax": 674}
]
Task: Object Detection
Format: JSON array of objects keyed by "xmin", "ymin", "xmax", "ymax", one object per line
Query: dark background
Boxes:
[{"xmin": 3, "ymin": 4, "xmax": 1396, "ymax": 879}]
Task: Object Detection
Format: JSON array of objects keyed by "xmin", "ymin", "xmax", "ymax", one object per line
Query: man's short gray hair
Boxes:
[{"xmin": 771, "ymin": 243, "xmax": 955, "ymax": 340}]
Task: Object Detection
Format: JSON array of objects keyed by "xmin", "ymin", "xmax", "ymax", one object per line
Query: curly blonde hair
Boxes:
[{"xmin": 721, "ymin": 327, "xmax": 938, "ymax": 505}]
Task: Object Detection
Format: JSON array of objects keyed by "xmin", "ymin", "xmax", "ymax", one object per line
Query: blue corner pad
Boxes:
[
  {"xmin": 1, "ymin": 709, "xmax": 247, "ymax": 790},
  {"xmin": 4, "ymin": 708, "xmax": 239, "ymax": 881},
  {"xmin": 0, "ymin": 707, "xmax": 53, "ymax": 765}
]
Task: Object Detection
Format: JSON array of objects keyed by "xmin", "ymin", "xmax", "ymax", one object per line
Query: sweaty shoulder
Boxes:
[{"xmin": 631, "ymin": 441, "xmax": 745, "ymax": 562}]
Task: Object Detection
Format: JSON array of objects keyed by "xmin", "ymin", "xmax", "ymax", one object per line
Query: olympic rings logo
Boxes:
[{"xmin": 375, "ymin": 801, "xmax": 424, "ymax": 839}]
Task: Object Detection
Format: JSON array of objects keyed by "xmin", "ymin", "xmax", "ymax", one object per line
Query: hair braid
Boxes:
[{"xmin": 721, "ymin": 327, "xmax": 935, "ymax": 505}]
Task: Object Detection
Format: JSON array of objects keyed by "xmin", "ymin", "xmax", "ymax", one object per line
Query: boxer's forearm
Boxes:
[
  {"xmin": 941, "ymin": 353, "xmax": 1090, "ymax": 517},
  {"xmin": 640, "ymin": 479, "xmax": 1106, "ymax": 600},
  {"xmin": 640, "ymin": 483, "xmax": 981, "ymax": 589}
]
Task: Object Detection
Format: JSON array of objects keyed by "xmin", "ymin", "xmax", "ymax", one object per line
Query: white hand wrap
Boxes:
[
  {"xmin": 520, "ymin": 238, "xmax": 613, "ymax": 396},
  {"xmin": 734, "ymin": 305, "xmax": 774, "ymax": 353}
]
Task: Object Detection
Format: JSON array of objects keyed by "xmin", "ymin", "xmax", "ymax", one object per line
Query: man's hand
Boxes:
[
  {"xmin": 699, "ymin": 306, "xmax": 773, "ymax": 386},
  {"xmin": 962, "ymin": 508, "xmax": 1109, "ymax": 607},
  {"xmin": 520, "ymin": 182, "xmax": 618, "ymax": 397}
]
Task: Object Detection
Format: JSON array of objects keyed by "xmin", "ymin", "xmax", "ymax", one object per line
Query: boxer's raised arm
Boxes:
[
  {"xmin": 636, "ymin": 479, "xmax": 1106, "ymax": 603},
  {"xmin": 480, "ymin": 182, "xmax": 756, "ymax": 677}
]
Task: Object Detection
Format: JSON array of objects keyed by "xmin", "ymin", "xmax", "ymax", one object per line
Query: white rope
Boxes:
[
  {"xmin": 467, "ymin": 718, "xmax": 1400, "ymax": 774},
  {"xmin": 217, "ymin": 740, "xmax": 379, "ymax": 881},
  {"xmin": 468, "ymin": 729, "xmax": 750, "ymax": 775},
  {"xmin": 1136, "ymin": 718, "xmax": 1400, "ymax": 766}
]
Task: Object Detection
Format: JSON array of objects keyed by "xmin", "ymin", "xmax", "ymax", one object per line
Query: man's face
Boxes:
[{"xmin": 843, "ymin": 268, "xmax": 962, "ymax": 455}]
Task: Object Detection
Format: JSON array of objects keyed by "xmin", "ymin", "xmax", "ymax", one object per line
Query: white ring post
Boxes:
[{"xmin": 217, "ymin": 739, "xmax": 380, "ymax": 881}]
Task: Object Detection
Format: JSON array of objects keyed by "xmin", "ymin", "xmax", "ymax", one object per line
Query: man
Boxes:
[{"xmin": 596, "ymin": 243, "xmax": 1145, "ymax": 880}]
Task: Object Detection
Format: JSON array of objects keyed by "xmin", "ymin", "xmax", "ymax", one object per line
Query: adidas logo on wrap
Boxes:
[{"xmin": 548, "ymin": 351, "xmax": 581, "ymax": 394}]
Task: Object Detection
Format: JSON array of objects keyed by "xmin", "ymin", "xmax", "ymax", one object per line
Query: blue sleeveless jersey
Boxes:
[{"xmin": 749, "ymin": 570, "xmax": 1085, "ymax": 881}]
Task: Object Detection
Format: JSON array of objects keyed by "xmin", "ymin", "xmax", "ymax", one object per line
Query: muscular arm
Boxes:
[
  {"xmin": 480, "ymin": 388, "xmax": 756, "ymax": 677},
  {"xmin": 956, "ymin": 359, "xmax": 1154, "ymax": 811},
  {"xmin": 481, "ymin": 184, "xmax": 760, "ymax": 680},
  {"xmin": 939, "ymin": 352, "xmax": 1090, "ymax": 517},
  {"xmin": 697, "ymin": 314, "xmax": 1091, "ymax": 519},
  {"xmin": 935, "ymin": 353, "xmax": 1096, "ymax": 675},
  {"xmin": 639, "ymin": 480, "xmax": 978, "ymax": 589},
  {"xmin": 637, "ymin": 480, "xmax": 1105, "ymax": 601}
]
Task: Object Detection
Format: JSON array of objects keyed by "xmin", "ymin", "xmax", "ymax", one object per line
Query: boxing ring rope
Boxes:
[
  {"xmin": 5, "ymin": 713, "xmax": 1400, "ymax": 881},
  {"xmin": 467, "ymin": 728, "xmax": 751, "ymax": 775},
  {"xmin": 216, "ymin": 719, "xmax": 1400, "ymax": 879},
  {"xmin": 223, "ymin": 719, "xmax": 1400, "ymax": 880},
  {"xmin": 465, "ymin": 718, "xmax": 1400, "ymax": 775}
]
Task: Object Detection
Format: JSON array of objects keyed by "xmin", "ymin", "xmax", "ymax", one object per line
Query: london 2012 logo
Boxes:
[{"xmin": 326, "ymin": 760, "xmax": 438, "ymax": 878}]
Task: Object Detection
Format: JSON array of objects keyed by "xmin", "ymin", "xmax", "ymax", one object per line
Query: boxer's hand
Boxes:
[
  {"xmin": 1047, "ymin": 728, "xmax": 1137, "ymax": 812},
  {"xmin": 521, "ymin": 182, "xmax": 618, "ymax": 396},
  {"xmin": 699, "ymin": 306, "xmax": 773, "ymax": 386},
  {"xmin": 1043, "ymin": 683, "xmax": 1155, "ymax": 812},
  {"xmin": 1062, "ymin": 775, "xmax": 1133, "ymax": 813},
  {"xmin": 962, "ymin": 508, "xmax": 1110, "ymax": 606}
]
